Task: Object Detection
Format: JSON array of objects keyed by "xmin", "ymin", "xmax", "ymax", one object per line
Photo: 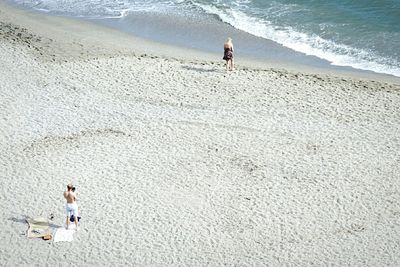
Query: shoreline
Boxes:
[
  {"xmin": 1, "ymin": 0, "xmax": 400, "ymax": 265},
  {"xmin": 3, "ymin": 0, "xmax": 400, "ymax": 84}
]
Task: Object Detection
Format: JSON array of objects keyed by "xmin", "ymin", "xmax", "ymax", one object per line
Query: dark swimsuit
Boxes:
[{"xmin": 223, "ymin": 47, "xmax": 233, "ymax": 60}]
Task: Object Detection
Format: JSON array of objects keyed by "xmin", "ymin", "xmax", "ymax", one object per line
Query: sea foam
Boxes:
[{"xmin": 194, "ymin": 2, "xmax": 400, "ymax": 77}]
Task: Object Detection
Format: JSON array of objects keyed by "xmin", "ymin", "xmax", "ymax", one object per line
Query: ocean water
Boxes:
[{"xmin": 10, "ymin": 0, "xmax": 400, "ymax": 77}]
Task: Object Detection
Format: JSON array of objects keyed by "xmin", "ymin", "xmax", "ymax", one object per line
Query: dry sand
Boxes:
[{"xmin": 1, "ymin": 1, "xmax": 400, "ymax": 266}]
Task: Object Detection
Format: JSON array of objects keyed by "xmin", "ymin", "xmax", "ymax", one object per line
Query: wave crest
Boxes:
[{"xmin": 194, "ymin": 1, "xmax": 400, "ymax": 77}]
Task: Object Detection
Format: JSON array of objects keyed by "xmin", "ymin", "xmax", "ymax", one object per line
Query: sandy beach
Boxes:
[{"xmin": 1, "ymin": 1, "xmax": 400, "ymax": 265}]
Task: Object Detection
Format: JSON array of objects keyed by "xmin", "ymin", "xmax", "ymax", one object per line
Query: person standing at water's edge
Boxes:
[
  {"xmin": 223, "ymin": 37, "xmax": 234, "ymax": 72},
  {"xmin": 64, "ymin": 183, "xmax": 79, "ymax": 230}
]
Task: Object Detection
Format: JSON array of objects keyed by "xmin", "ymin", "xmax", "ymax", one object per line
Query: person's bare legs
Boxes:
[
  {"xmin": 74, "ymin": 216, "xmax": 78, "ymax": 230},
  {"xmin": 66, "ymin": 216, "xmax": 69, "ymax": 229},
  {"xmin": 226, "ymin": 60, "xmax": 229, "ymax": 72}
]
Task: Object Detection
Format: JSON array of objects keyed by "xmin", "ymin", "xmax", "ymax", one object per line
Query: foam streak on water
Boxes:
[
  {"xmin": 192, "ymin": 0, "xmax": 400, "ymax": 77},
  {"xmin": 10, "ymin": 0, "xmax": 400, "ymax": 77}
]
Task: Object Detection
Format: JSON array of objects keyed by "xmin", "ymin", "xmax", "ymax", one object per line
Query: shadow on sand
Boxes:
[
  {"xmin": 181, "ymin": 65, "xmax": 221, "ymax": 73},
  {"xmin": 9, "ymin": 215, "xmax": 61, "ymax": 228}
]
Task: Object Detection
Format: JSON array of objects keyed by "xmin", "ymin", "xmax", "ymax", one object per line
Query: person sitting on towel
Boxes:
[{"xmin": 64, "ymin": 183, "xmax": 79, "ymax": 230}]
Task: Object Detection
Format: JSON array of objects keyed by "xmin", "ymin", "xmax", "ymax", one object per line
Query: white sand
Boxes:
[{"xmin": 1, "ymin": 1, "xmax": 400, "ymax": 266}]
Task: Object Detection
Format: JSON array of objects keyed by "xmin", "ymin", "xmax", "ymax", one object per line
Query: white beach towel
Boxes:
[{"xmin": 53, "ymin": 227, "xmax": 75, "ymax": 242}]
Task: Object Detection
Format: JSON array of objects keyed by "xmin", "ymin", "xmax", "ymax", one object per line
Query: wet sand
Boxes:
[{"xmin": 1, "ymin": 1, "xmax": 400, "ymax": 266}]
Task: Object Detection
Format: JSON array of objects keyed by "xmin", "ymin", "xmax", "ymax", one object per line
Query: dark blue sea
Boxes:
[{"xmin": 10, "ymin": 0, "xmax": 400, "ymax": 76}]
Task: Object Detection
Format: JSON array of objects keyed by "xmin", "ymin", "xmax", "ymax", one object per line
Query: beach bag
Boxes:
[{"xmin": 70, "ymin": 215, "xmax": 81, "ymax": 222}]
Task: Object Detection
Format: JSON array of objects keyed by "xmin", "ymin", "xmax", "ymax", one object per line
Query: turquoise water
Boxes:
[
  {"xmin": 193, "ymin": 0, "xmax": 400, "ymax": 76},
  {"xmin": 10, "ymin": 0, "xmax": 400, "ymax": 76}
]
